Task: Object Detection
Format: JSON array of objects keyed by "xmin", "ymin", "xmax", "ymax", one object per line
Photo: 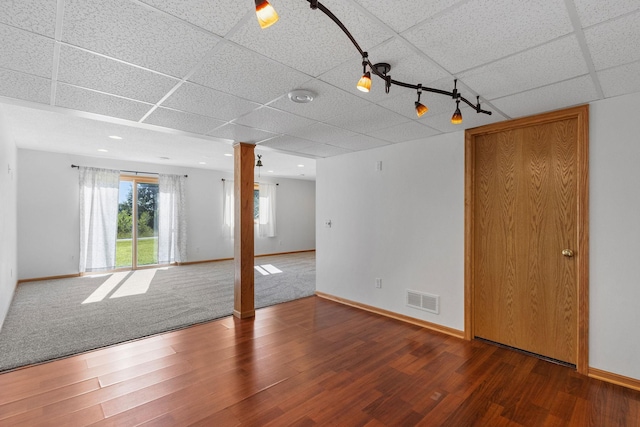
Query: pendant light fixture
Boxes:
[
  {"xmin": 451, "ymin": 100, "xmax": 463, "ymax": 124},
  {"xmin": 450, "ymin": 79, "xmax": 462, "ymax": 124},
  {"xmin": 255, "ymin": 0, "xmax": 279, "ymax": 29},
  {"xmin": 415, "ymin": 84, "xmax": 428, "ymax": 117},
  {"xmin": 253, "ymin": 0, "xmax": 492, "ymax": 121},
  {"xmin": 356, "ymin": 53, "xmax": 371, "ymax": 93},
  {"xmin": 256, "ymin": 154, "xmax": 263, "ymax": 177}
]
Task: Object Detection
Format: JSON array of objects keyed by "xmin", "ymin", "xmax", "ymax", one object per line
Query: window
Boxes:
[{"xmin": 254, "ymin": 183, "xmax": 260, "ymax": 222}]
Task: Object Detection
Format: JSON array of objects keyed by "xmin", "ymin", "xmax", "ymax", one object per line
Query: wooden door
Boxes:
[{"xmin": 465, "ymin": 106, "xmax": 589, "ymax": 369}]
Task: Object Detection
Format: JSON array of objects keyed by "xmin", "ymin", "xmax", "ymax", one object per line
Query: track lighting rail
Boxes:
[{"xmin": 305, "ymin": 0, "xmax": 492, "ymax": 116}]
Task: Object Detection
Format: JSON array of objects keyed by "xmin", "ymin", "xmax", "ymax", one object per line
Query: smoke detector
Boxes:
[{"xmin": 288, "ymin": 89, "xmax": 315, "ymax": 103}]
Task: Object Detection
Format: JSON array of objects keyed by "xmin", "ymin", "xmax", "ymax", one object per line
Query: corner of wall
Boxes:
[{"xmin": 0, "ymin": 109, "xmax": 18, "ymax": 329}]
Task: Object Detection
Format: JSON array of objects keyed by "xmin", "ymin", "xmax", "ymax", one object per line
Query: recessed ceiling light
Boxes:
[
  {"xmin": 98, "ymin": 149, "xmax": 108, "ymax": 152},
  {"xmin": 224, "ymin": 153, "xmax": 233, "ymax": 157},
  {"xmin": 297, "ymin": 164, "xmax": 304, "ymax": 167},
  {"xmin": 288, "ymin": 89, "xmax": 315, "ymax": 104},
  {"xmin": 268, "ymin": 170, "xmax": 274, "ymax": 173},
  {"xmin": 108, "ymin": 135, "xmax": 122, "ymax": 140},
  {"xmin": 199, "ymin": 161, "xmax": 206, "ymax": 165}
]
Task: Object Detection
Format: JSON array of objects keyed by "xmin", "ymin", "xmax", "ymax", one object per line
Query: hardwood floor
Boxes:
[{"xmin": 1, "ymin": 296, "xmax": 638, "ymax": 426}]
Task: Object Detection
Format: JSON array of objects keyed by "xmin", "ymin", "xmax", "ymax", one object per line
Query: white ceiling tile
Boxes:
[
  {"xmin": 62, "ymin": 0, "xmax": 219, "ymax": 77},
  {"xmin": 598, "ymin": 61, "xmax": 640, "ymax": 98},
  {"xmin": 574, "ymin": 0, "xmax": 640, "ymax": 27},
  {"xmin": 287, "ymin": 123, "xmax": 358, "ymax": 145},
  {"xmin": 162, "ymin": 82, "xmax": 260, "ymax": 121},
  {"xmin": 324, "ymin": 103, "xmax": 410, "ymax": 134},
  {"xmin": 268, "ymin": 79, "xmax": 371, "ymax": 121},
  {"xmin": 491, "ymin": 75, "xmax": 598, "ymax": 119},
  {"xmin": 320, "ymin": 0, "xmax": 395, "ymax": 49},
  {"xmin": 460, "ymin": 35, "xmax": 589, "ymax": 100},
  {"xmin": 55, "ymin": 84, "xmax": 152, "ymax": 122},
  {"xmin": 0, "ymin": 24, "xmax": 53, "ymax": 78},
  {"xmin": 189, "ymin": 42, "xmax": 310, "ymax": 104},
  {"xmin": 233, "ymin": 106, "xmax": 315, "ymax": 134},
  {"xmin": 584, "ymin": 12, "xmax": 640, "ymax": 71},
  {"xmin": 327, "ymin": 134, "xmax": 390, "ymax": 151},
  {"xmin": 0, "ymin": 0, "xmax": 56, "ymax": 37},
  {"xmin": 230, "ymin": 0, "xmax": 393, "ymax": 76},
  {"xmin": 207, "ymin": 123, "xmax": 277, "ymax": 144},
  {"xmin": 143, "ymin": 107, "xmax": 225, "ymax": 134},
  {"xmin": 0, "ymin": 69, "xmax": 50, "ymax": 105},
  {"xmin": 351, "ymin": 0, "xmax": 462, "ymax": 33},
  {"xmin": 138, "ymin": 0, "xmax": 248, "ymax": 36},
  {"xmin": 367, "ymin": 121, "xmax": 441, "ymax": 143},
  {"xmin": 259, "ymin": 135, "xmax": 317, "ymax": 153},
  {"xmin": 57, "ymin": 45, "xmax": 179, "ymax": 104},
  {"xmin": 294, "ymin": 143, "xmax": 353, "ymax": 158},
  {"xmin": 403, "ymin": 0, "xmax": 573, "ymax": 73},
  {"xmin": 319, "ymin": 37, "xmax": 449, "ymax": 103}
]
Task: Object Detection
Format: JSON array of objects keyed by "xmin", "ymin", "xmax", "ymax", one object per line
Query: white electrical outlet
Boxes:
[{"xmin": 375, "ymin": 278, "xmax": 382, "ymax": 288}]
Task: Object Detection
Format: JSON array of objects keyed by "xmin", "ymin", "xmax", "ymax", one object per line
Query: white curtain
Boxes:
[
  {"xmin": 222, "ymin": 179, "xmax": 234, "ymax": 238},
  {"xmin": 158, "ymin": 174, "xmax": 187, "ymax": 264},
  {"xmin": 259, "ymin": 182, "xmax": 277, "ymax": 237},
  {"xmin": 79, "ymin": 167, "xmax": 120, "ymax": 273}
]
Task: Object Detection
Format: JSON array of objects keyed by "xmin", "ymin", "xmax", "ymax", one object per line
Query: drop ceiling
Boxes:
[{"xmin": 1, "ymin": 0, "xmax": 639, "ymax": 180}]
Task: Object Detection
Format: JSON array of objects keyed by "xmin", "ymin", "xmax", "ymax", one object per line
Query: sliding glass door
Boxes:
[{"xmin": 117, "ymin": 176, "xmax": 159, "ymax": 269}]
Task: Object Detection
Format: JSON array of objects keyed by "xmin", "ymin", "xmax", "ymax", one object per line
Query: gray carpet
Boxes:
[{"xmin": 0, "ymin": 252, "xmax": 315, "ymax": 372}]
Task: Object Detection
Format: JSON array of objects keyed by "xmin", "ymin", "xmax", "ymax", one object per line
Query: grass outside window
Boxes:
[{"xmin": 116, "ymin": 237, "xmax": 158, "ymax": 268}]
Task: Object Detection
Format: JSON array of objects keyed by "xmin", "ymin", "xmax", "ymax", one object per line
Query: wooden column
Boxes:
[{"xmin": 233, "ymin": 142, "xmax": 255, "ymax": 319}]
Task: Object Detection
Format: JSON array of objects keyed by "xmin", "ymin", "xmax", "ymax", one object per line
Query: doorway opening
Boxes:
[{"xmin": 117, "ymin": 176, "xmax": 159, "ymax": 269}]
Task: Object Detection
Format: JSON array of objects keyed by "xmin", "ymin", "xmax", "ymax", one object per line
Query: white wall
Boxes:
[
  {"xmin": 0, "ymin": 111, "xmax": 18, "ymax": 330},
  {"xmin": 316, "ymin": 92, "xmax": 640, "ymax": 381},
  {"xmin": 17, "ymin": 149, "xmax": 315, "ymax": 280},
  {"xmin": 589, "ymin": 92, "xmax": 640, "ymax": 380},
  {"xmin": 317, "ymin": 132, "xmax": 465, "ymax": 331}
]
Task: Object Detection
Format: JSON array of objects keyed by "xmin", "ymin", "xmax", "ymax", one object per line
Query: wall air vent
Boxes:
[{"xmin": 406, "ymin": 290, "xmax": 440, "ymax": 314}]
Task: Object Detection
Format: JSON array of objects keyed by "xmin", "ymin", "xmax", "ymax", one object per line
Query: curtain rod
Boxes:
[
  {"xmin": 221, "ymin": 178, "xmax": 278, "ymax": 185},
  {"xmin": 71, "ymin": 164, "xmax": 187, "ymax": 178}
]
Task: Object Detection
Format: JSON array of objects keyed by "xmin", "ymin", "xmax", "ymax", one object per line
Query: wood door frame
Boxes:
[{"xmin": 464, "ymin": 105, "xmax": 589, "ymax": 374}]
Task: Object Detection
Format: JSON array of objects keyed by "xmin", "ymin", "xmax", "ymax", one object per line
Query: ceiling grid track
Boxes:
[
  {"xmin": 49, "ymin": 0, "xmax": 66, "ymax": 106},
  {"xmin": 563, "ymin": 0, "xmax": 604, "ymax": 99}
]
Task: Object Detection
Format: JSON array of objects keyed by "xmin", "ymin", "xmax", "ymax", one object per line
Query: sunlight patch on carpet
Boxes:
[
  {"xmin": 82, "ymin": 272, "xmax": 129, "ymax": 304},
  {"xmin": 111, "ymin": 269, "xmax": 158, "ymax": 299}
]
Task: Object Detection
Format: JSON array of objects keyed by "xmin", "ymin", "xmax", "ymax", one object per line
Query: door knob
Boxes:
[{"xmin": 562, "ymin": 249, "xmax": 574, "ymax": 257}]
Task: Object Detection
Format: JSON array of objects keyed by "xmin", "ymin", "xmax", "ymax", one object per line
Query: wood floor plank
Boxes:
[
  {"xmin": 1, "ymin": 296, "xmax": 639, "ymax": 427},
  {"xmin": 0, "ymin": 378, "xmax": 100, "ymax": 420},
  {"xmin": 89, "ymin": 383, "xmax": 212, "ymax": 427}
]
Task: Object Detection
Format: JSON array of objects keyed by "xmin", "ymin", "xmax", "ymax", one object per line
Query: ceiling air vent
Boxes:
[{"xmin": 406, "ymin": 290, "xmax": 439, "ymax": 314}]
